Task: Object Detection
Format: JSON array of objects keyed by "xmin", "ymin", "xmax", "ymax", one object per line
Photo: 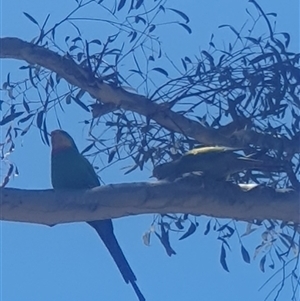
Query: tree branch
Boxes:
[
  {"xmin": 0, "ymin": 180, "xmax": 298, "ymax": 225},
  {"xmin": 0, "ymin": 37, "xmax": 298, "ymax": 153}
]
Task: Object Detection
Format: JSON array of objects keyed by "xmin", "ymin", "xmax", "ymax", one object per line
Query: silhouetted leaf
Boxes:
[
  {"xmin": 181, "ymin": 59, "xmax": 187, "ymax": 71},
  {"xmin": 178, "ymin": 23, "xmax": 192, "ymax": 34},
  {"xmin": 135, "ymin": 16, "xmax": 146, "ymax": 25},
  {"xmin": 279, "ymin": 233, "xmax": 294, "ymax": 248},
  {"xmin": 18, "ymin": 113, "xmax": 35, "ymax": 124},
  {"xmin": 81, "ymin": 143, "xmax": 94, "ymax": 155},
  {"xmin": 6, "ymin": 73, "xmax": 11, "ymax": 86},
  {"xmin": 15, "ymin": 166, "xmax": 19, "ymax": 176},
  {"xmin": 36, "ymin": 111, "xmax": 44, "ymax": 129},
  {"xmin": 152, "ymin": 67, "xmax": 168, "ymax": 77},
  {"xmin": 117, "ymin": 0, "xmax": 126, "ymax": 11},
  {"xmin": 169, "ymin": 8, "xmax": 189, "ymax": 23},
  {"xmin": 179, "ymin": 222, "xmax": 197, "ymax": 240},
  {"xmin": 73, "ymin": 97, "xmax": 90, "ymax": 112},
  {"xmin": 218, "ymin": 237, "xmax": 231, "ymax": 251},
  {"xmin": 149, "ymin": 25, "xmax": 156, "ymax": 33},
  {"xmin": 23, "ymin": 12, "xmax": 39, "ymax": 25},
  {"xmin": 241, "ymin": 223, "xmax": 257, "ymax": 237},
  {"xmin": 0, "ymin": 111, "xmax": 24, "ymax": 125},
  {"xmin": 155, "ymin": 224, "xmax": 176, "ymax": 256},
  {"xmin": 77, "ymin": 52, "xmax": 84, "ymax": 62},
  {"xmin": 72, "ymin": 37, "xmax": 82, "ymax": 43},
  {"xmin": 22, "ymin": 98, "xmax": 30, "ymax": 113},
  {"xmin": 219, "ymin": 24, "xmax": 240, "ymax": 38},
  {"xmin": 202, "ymin": 50, "xmax": 214, "ymax": 68},
  {"xmin": 142, "ymin": 231, "xmax": 151, "ymax": 246},
  {"xmin": 108, "ymin": 149, "xmax": 117, "ymax": 163},
  {"xmin": 1, "ymin": 164, "xmax": 14, "ymax": 187},
  {"xmin": 29, "ymin": 68, "xmax": 37, "ymax": 88},
  {"xmin": 175, "ymin": 219, "xmax": 184, "ymax": 230},
  {"xmin": 220, "ymin": 244, "xmax": 229, "ymax": 272},
  {"xmin": 19, "ymin": 65, "xmax": 29, "ymax": 70},
  {"xmin": 245, "ymin": 37, "xmax": 260, "ymax": 44},
  {"xmin": 204, "ymin": 220, "xmax": 211, "ymax": 235},
  {"xmin": 217, "ymin": 55, "xmax": 226, "ymax": 67},
  {"xmin": 184, "ymin": 56, "xmax": 192, "ymax": 63},
  {"xmin": 124, "ymin": 164, "xmax": 139, "ymax": 175},
  {"xmin": 183, "ymin": 214, "xmax": 189, "ymax": 220},
  {"xmin": 135, "ymin": 0, "xmax": 143, "ymax": 9},
  {"xmin": 129, "ymin": 31, "xmax": 137, "ymax": 43},
  {"xmin": 42, "ymin": 119, "xmax": 49, "ymax": 146},
  {"xmin": 260, "ymin": 255, "xmax": 266, "ymax": 272},
  {"xmin": 250, "ymin": 53, "xmax": 273, "ymax": 64},
  {"xmin": 281, "ymin": 32, "xmax": 290, "ymax": 48},
  {"xmin": 21, "ymin": 124, "xmax": 31, "ymax": 136},
  {"xmin": 69, "ymin": 45, "xmax": 78, "ymax": 52},
  {"xmin": 90, "ymin": 39, "xmax": 102, "ymax": 45},
  {"xmin": 241, "ymin": 245, "xmax": 250, "ymax": 263}
]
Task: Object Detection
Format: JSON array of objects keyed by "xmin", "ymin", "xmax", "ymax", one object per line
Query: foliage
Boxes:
[{"xmin": 0, "ymin": 1, "xmax": 299, "ymax": 300}]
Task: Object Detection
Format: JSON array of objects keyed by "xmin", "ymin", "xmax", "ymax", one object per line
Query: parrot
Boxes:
[
  {"xmin": 50, "ymin": 129, "xmax": 145, "ymax": 301},
  {"xmin": 152, "ymin": 146, "xmax": 286, "ymax": 181}
]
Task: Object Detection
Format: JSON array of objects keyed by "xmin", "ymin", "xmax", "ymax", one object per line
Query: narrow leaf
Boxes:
[
  {"xmin": 204, "ymin": 220, "xmax": 211, "ymax": 235},
  {"xmin": 178, "ymin": 23, "xmax": 192, "ymax": 34},
  {"xmin": 241, "ymin": 245, "xmax": 250, "ymax": 263},
  {"xmin": 175, "ymin": 219, "xmax": 184, "ymax": 230},
  {"xmin": 0, "ymin": 112, "xmax": 24, "ymax": 126},
  {"xmin": 142, "ymin": 231, "xmax": 151, "ymax": 246},
  {"xmin": 149, "ymin": 25, "xmax": 156, "ymax": 33},
  {"xmin": 18, "ymin": 113, "xmax": 35, "ymax": 124},
  {"xmin": 36, "ymin": 111, "xmax": 44, "ymax": 129},
  {"xmin": 22, "ymin": 98, "xmax": 30, "ymax": 113},
  {"xmin": 81, "ymin": 143, "xmax": 94, "ymax": 155},
  {"xmin": 1, "ymin": 164, "xmax": 14, "ymax": 187},
  {"xmin": 23, "ymin": 12, "xmax": 39, "ymax": 25},
  {"xmin": 169, "ymin": 8, "xmax": 189, "ymax": 23},
  {"xmin": 117, "ymin": 0, "xmax": 126, "ymax": 11},
  {"xmin": 155, "ymin": 224, "xmax": 176, "ymax": 256},
  {"xmin": 220, "ymin": 245, "xmax": 230, "ymax": 272},
  {"xmin": 152, "ymin": 67, "xmax": 168, "ymax": 77},
  {"xmin": 108, "ymin": 149, "xmax": 117, "ymax": 163},
  {"xmin": 179, "ymin": 222, "xmax": 197, "ymax": 240},
  {"xmin": 42, "ymin": 119, "xmax": 49, "ymax": 146},
  {"xmin": 73, "ymin": 97, "xmax": 90, "ymax": 112},
  {"xmin": 260, "ymin": 255, "xmax": 266, "ymax": 272},
  {"xmin": 135, "ymin": 0, "xmax": 143, "ymax": 9}
]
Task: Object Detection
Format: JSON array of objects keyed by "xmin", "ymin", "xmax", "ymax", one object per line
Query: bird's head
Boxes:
[
  {"xmin": 51, "ymin": 130, "xmax": 78, "ymax": 153},
  {"xmin": 152, "ymin": 163, "xmax": 171, "ymax": 180}
]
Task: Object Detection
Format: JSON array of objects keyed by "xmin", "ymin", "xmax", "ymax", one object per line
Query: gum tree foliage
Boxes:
[{"xmin": 0, "ymin": 0, "xmax": 299, "ymax": 300}]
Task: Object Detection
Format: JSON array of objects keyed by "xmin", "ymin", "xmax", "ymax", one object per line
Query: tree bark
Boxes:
[
  {"xmin": 0, "ymin": 37, "xmax": 298, "ymax": 153},
  {"xmin": 0, "ymin": 180, "xmax": 298, "ymax": 225}
]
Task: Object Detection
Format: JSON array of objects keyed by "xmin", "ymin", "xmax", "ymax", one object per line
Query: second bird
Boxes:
[{"xmin": 153, "ymin": 146, "xmax": 285, "ymax": 181}]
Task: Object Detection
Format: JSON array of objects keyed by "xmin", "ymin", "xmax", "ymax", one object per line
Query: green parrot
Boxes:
[
  {"xmin": 153, "ymin": 146, "xmax": 285, "ymax": 181},
  {"xmin": 51, "ymin": 130, "xmax": 145, "ymax": 301}
]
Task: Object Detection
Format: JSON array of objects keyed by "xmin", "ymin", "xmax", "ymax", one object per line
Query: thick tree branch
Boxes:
[
  {"xmin": 0, "ymin": 37, "xmax": 298, "ymax": 153},
  {"xmin": 0, "ymin": 180, "xmax": 298, "ymax": 225}
]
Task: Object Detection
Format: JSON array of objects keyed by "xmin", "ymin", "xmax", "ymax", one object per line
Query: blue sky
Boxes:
[{"xmin": 1, "ymin": 1, "xmax": 299, "ymax": 301}]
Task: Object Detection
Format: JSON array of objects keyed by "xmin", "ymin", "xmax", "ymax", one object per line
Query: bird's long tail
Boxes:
[{"xmin": 88, "ymin": 220, "xmax": 145, "ymax": 301}]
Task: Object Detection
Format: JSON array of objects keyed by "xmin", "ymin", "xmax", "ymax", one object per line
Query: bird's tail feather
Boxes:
[{"xmin": 88, "ymin": 220, "xmax": 145, "ymax": 301}]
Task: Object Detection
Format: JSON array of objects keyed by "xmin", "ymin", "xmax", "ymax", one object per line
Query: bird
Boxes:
[
  {"xmin": 50, "ymin": 129, "xmax": 145, "ymax": 301},
  {"xmin": 153, "ymin": 146, "xmax": 285, "ymax": 181}
]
